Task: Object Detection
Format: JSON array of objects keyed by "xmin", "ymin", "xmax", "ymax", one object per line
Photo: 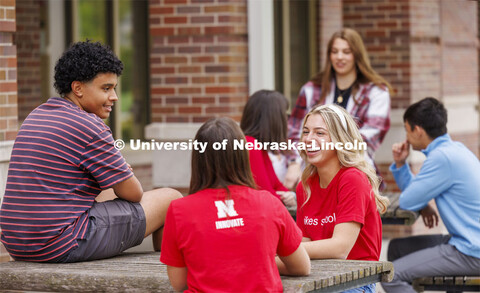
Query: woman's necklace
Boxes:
[{"xmin": 335, "ymin": 84, "xmax": 353, "ymax": 106}]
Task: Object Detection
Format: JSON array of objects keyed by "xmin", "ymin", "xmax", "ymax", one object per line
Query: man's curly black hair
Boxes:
[{"xmin": 54, "ymin": 41, "xmax": 123, "ymax": 96}]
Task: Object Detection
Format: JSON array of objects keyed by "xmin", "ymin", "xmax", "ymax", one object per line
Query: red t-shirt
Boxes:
[
  {"xmin": 245, "ymin": 135, "xmax": 288, "ymax": 199},
  {"xmin": 296, "ymin": 167, "xmax": 382, "ymax": 261},
  {"xmin": 160, "ymin": 185, "xmax": 302, "ymax": 292}
]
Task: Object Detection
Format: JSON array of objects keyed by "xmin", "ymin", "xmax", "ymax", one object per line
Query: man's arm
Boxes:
[
  {"xmin": 397, "ymin": 151, "xmax": 452, "ymax": 211},
  {"xmin": 112, "ymin": 175, "xmax": 143, "ymax": 202}
]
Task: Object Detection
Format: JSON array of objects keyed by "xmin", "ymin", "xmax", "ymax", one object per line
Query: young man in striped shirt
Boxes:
[{"xmin": 0, "ymin": 41, "xmax": 181, "ymax": 262}]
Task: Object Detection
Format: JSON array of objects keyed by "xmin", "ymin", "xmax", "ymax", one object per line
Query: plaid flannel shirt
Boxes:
[{"xmin": 287, "ymin": 80, "xmax": 391, "ymax": 164}]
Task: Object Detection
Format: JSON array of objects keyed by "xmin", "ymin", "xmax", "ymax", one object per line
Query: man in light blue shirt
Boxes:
[{"xmin": 381, "ymin": 98, "xmax": 480, "ymax": 293}]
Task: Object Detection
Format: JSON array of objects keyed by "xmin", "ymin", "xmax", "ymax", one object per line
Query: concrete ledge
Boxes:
[
  {"xmin": 0, "ymin": 140, "xmax": 14, "ymax": 163},
  {"xmin": 0, "ymin": 252, "xmax": 172, "ymax": 292},
  {"xmin": 145, "ymin": 123, "xmax": 201, "ymax": 141},
  {"xmin": 144, "ymin": 123, "xmax": 201, "ymax": 188}
]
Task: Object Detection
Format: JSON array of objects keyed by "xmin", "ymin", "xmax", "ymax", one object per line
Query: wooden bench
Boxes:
[
  {"xmin": 0, "ymin": 252, "xmax": 394, "ymax": 292},
  {"xmin": 381, "ymin": 192, "xmax": 419, "ymax": 225},
  {"xmin": 413, "ymin": 276, "xmax": 480, "ymax": 292}
]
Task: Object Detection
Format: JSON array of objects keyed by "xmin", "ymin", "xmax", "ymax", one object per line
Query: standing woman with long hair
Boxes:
[
  {"xmin": 294, "ymin": 104, "xmax": 389, "ymax": 292},
  {"xmin": 284, "ymin": 28, "xmax": 393, "ymax": 190},
  {"xmin": 160, "ymin": 117, "xmax": 310, "ymax": 292}
]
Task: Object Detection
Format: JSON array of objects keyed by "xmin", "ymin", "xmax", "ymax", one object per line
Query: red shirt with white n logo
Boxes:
[
  {"xmin": 296, "ymin": 167, "xmax": 382, "ymax": 261},
  {"xmin": 160, "ymin": 185, "xmax": 302, "ymax": 292}
]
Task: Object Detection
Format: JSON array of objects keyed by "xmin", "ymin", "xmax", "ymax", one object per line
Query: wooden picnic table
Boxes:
[
  {"xmin": 0, "ymin": 252, "xmax": 394, "ymax": 292},
  {"xmin": 381, "ymin": 192, "xmax": 419, "ymax": 225}
]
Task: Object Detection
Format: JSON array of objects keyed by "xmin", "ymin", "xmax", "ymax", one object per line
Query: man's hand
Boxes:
[
  {"xmin": 392, "ymin": 140, "xmax": 410, "ymax": 168},
  {"xmin": 420, "ymin": 203, "xmax": 439, "ymax": 229}
]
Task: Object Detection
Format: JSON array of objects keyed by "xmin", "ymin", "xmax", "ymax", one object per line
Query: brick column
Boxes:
[
  {"xmin": 16, "ymin": 0, "xmax": 42, "ymax": 123},
  {"xmin": 0, "ymin": 0, "xmax": 17, "ymax": 262},
  {"xmin": 440, "ymin": 0, "xmax": 478, "ymax": 156},
  {"xmin": 147, "ymin": 0, "xmax": 249, "ymax": 189},
  {"xmin": 318, "ymin": 0, "xmax": 342, "ymax": 71},
  {"xmin": 344, "ymin": 0, "xmax": 411, "ymax": 109}
]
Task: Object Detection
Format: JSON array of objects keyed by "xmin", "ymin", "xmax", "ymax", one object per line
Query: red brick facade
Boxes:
[
  {"xmin": 149, "ymin": 0, "xmax": 249, "ymax": 123},
  {"xmin": 343, "ymin": 0, "xmax": 411, "ymax": 109},
  {"xmin": 0, "ymin": 0, "xmax": 17, "ymax": 142},
  {"xmin": 15, "ymin": 0, "xmax": 42, "ymax": 122}
]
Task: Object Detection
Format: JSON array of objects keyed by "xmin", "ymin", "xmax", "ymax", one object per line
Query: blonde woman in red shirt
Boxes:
[{"xmin": 293, "ymin": 104, "xmax": 389, "ymax": 292}]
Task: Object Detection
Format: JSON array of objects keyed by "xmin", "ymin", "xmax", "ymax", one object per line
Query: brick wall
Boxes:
[
  {"xmin": 0, "ymin": 0, "xmax": 17, "ymax": 263},
  {"xmin": 343, "ymin": 0, "xmax": 410, "ymax": 109},
  {"xmin": 0, "ymin": 0, "xmax": 17, "ymax": 142},
  {"xmin": 131, "ymin": 164, "xmax": 153, "ymax": 192},
  {"xmin": 377, "ymin": 162, "xmax": 398, "ymax": 193},
  {"xmin": 409, "ymin": 0, "xmax": 441, "ymax": 103},
  {"xmin": 149, "ymin": 0, "xmax": 249, "ymax": 123},
  {"xmin": 15, "ymin": 0, "xmax": 42, "ymax": 123},
  {"xmin": 451, "ymin": 132, "xmax": 479, "ymax": 157},
  {"xmin": 318, "ymin": 0, "xmax": 342, "ymax": 71}
]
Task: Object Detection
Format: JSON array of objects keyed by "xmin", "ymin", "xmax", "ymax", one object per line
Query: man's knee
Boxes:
[{"xmin": 147, "ymin": 187, "xmax": 182, "ymax": 203}]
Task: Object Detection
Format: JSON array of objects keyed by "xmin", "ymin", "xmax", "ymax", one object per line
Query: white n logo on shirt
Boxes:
[{"xmin": 214, "ymin": 200, "xmax": 238, "ymax": 219}]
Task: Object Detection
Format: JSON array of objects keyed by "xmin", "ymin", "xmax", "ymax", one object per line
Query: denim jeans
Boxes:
[{"xmin": 342, "ymin": 283, "xmax": 376, "ymax": 293}]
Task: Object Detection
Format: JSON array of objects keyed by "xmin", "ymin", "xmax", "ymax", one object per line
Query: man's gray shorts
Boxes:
[{"xmin": 57, "ymin": 199, "xmax": 146, "ymax": 263}]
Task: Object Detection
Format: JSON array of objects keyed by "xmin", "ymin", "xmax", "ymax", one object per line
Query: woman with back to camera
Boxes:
[
  {"xmin": 240, "ymin": 90, "xmax": 296, "ymax": 207},
  {"xmin": 160, "ymin": 117, "xmax": 310, "ymax": 292},
  {"xmin": 288, "ymin": 104, "xmax": 389, "ymax": 293},
  {"xmin": 284, "ymin": 28, "xmax": 393, "ymax": 190}
]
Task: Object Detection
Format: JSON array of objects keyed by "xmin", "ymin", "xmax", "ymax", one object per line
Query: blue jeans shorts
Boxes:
[
  {"xmin": 56, "ymin": 198, "xmax": 146, "ymax": 263},
  {"xmin": 342, "ymin": 283, "xmax": 376, "ymax": 293}
]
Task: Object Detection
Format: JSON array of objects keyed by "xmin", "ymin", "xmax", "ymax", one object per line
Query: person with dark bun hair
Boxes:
[
  {"xmin": 0, "ymin": 41, "xmax": 181, "ymax": 263},
  {"xmin": 381, "ymin": 97, "xmax": 480, "ymax": 292}
]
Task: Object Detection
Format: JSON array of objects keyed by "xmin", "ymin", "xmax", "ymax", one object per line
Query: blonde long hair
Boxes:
[
  {"xmin": 300, "ymin": 104, "xmax": 389, "ymax": 214},
  {"xmin": 312, "ymin": 28, "xmax": 393, "ymax": 104}
]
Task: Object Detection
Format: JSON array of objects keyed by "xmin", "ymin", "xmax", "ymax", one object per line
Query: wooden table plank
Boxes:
[
  {"xmin": 0, "ymin": 252, "xmax": 394, "ymax": 293},
  {"xmin": 381, "ymin": 192, "xmax": 419, "ymax": 225}
]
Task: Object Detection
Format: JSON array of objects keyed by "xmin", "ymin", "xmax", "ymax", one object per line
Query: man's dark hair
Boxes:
[
  {"xmin": 54, "ymin": 41, "xmax": 123, "ymax": 96},
  {"xmin": 403, "ymin": 97, "xmax": 447, "ymax": 139}
]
